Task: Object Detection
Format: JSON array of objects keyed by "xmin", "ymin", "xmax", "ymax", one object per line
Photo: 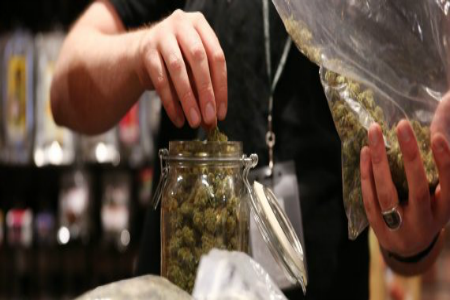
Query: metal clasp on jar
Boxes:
[{"xmin": 151, "ymin": 149, "xmax": 170, "ymax": 209}]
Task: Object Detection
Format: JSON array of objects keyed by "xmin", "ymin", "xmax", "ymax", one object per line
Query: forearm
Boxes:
[
  {"xmin": 51, "ymin": 26, "xmax": 145, "ymax": 135},
  {"xmin": 382, "ymin": 230, "xmax": 444, "ymax": 276}
]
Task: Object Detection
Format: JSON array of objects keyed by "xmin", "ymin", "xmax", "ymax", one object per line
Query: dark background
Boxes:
[
  {"xmin": 0, "ymin": 0, "xmax": 91, "ymax": 33},
  {"xmin": 0, "ymin": 0, "xmax": 154, "ymax": 299}
]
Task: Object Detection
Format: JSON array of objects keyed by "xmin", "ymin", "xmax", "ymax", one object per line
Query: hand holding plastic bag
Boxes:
[{"xmin": 272, "ymin": 0, "xmax": 450, "ymax": 239}]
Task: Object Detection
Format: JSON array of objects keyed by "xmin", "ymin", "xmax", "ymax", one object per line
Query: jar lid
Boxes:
[{"xmin": 250, "ymin": 181, "xmax": 307, "ymax": 294}]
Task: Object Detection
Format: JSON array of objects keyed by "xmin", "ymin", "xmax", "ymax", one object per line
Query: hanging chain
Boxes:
[{"xmin": 262, "ymin": 0, "xmax": 291, "ymax": 176}]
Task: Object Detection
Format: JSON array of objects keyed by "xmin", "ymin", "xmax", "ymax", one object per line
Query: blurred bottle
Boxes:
[
  {"xmin": 58, "ymin": 170, "xmax": 91, "ymax": 245},
  {"xmin": 34, "ymin": 31, "xmax": 75, "ymax": 167},
  {"xmin": 1, "ymin": 29, "xmax": 34, "ymax": 165},
  {"xmin": 80, "ymin": 128, "xmax": 120, "ymax": 165},
  {"xmin": 101, "ymin": 172, "xmax": 131, "ymax": 252},
  {"xmin": 119, "ymin": 91, "xmax": 159, "ymax": 168},
  {"xmin": 6, "ymin": 208, "xmax": 33, "ymax": 248},
  {"xmin": 119, "ymin": 102, "xmax": 143, "ymax": 167},
  {"xmin": 138, "ymin": 167, "xmax": 153, "ymax": 206},
  {"xmin": 35, "ymin": 208, "xmax": 56, "ymax": 247}
]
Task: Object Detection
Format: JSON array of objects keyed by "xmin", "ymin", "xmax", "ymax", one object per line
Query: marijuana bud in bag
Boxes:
[
  {"xmin": 323, "ymin": 70, "xmax": 439, "ymax": 238},
  {"xmin": 277, "ymin": 3, "xmax": 444, "ymax": 238}
]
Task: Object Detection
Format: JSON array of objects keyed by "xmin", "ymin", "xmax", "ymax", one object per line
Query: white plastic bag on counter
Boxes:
[
  {"xmin": 272, "ymin": 0, "xmax": 450, "ymax": 239},
  {"xmin": 75, "ymin": 250, "xmax": 286, "ymax": 300},
  {"xmin": 75, "ymin": 275, "xmax": 192, "ymax": 300},
  {"xmin": 193, "ymin": 249, "xmax": 287, "ymax": 300},
  {"xmin": 34, "ymin": 31, "xmax": 75, "ymax": 167}
]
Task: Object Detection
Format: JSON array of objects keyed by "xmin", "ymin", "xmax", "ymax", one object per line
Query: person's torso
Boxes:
[{"xmin": 152, "ymin": 1, "xmax": 370, "ymax": 299}]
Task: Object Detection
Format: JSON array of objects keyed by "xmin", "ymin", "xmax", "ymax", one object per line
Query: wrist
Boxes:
[
  {"xmin": 381, "ymin": 229, "xmax": 444, "ymax": 276},
  {"xmin": 132, "ymin": 28, "xmax": 155, "ymax": 91},
  {"xmin": 387, "ymin": 231, "xmax": 441, "ymax": 264}
]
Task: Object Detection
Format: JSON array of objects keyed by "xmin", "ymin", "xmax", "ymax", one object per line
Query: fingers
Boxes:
[
  {"xmin": 431, "ymin": 133, "xmax": 450, "ymax": 225},
  {"xmin": 143, "ymin": 47, "xmax": 185, "ymax": 128},
  {"xmin": 140, "ymin": 11, "xmax": 227, "ymax": 128},
  {"xmin": 176, "ymin": 21, "xmax": 217, "ymax": 126},
  {"xmin": 396, "ymin": 120, "xmax": 431, "ymax": 218},
  {"xmin": 368, "ymin": 124, "xmax": 399, "ymax": 211},
  {"xmin": 365, "ymin": 120, "xmax": 448, "ymax": 257},
  {"xmin": 159, "ymin": 34, "xmax": 202, "ymax": 128},
  {"xmin": 360, "ymin": 146, "xmax": 386, "ymax": 235},
  {"xmin": 191, "ymin": 13, "xmax": 228, "ymax": 120}
]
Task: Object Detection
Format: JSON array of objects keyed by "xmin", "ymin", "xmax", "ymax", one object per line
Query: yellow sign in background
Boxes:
[{"xmin": 6, "ymin": 55, "xmax": 27, "ymax": 141}]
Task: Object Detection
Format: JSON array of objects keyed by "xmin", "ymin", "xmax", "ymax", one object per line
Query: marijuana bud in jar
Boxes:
[{"xmin": 161, "ymin": 128, "xmax": 249, "ymax": 292}]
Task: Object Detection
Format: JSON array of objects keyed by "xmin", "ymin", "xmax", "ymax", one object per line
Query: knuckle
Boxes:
[
  {"xmin": 153, "ymin": 74, "xmax": 167, "ymax": 90},
  {"xmin": 140, "ymin": 34, "xmax": 156, "ymax": 59},
  {"xmin": 180, "ymin": 89, "xmax": 194, "ymax": 104},
  {"xmin": 190, "ymin": 45, "xmax": 206, "ymax": 62},
  {"xmin": 172, "ymin": 9, "xmax": 184, "ymax": 20},
  {"xmin": 160, "ymin": 95, "xmax": 173, "ymax": 111},
  {"xmin": 360, "ymin": 165, "xmax": 369, "ymax": 180},
  {"xmin": 403, "ymin": 147, "xmax": 419, "ymax": 163},
  {"xmin": 198, "ymin": 81, "xmax": 213, "ymax": 96},
  {"xmin": 377, "ymin": 190, "xmax": 394, "ymax": 208},
  {"xmin": 363, "ymin": 197, "xmax": 373, "ymax": 215},
  {"xmin": 217, "ymin": 84, "xmax": 228, "ymax": 96},
  {"xmin": 144, "ymin": 48, "xmax": 158, "ymax": 65},
  {"xmin": 412, "ymin": 188, "xmax": 429, "ymax": 204},
  {"xmin": 168, "ymin": 56, "xmax": 184, "ymax": 73},
  {"xmin": 193, "ymin": 11, "xmax": 206, "ymax": 22},
  {"xmin": 370, "ymin": 151, "xmax": 383, "ymax": 165},
  {"xmin": 212, "ymin": 51, "xmax": 226, "ymax": 64}
]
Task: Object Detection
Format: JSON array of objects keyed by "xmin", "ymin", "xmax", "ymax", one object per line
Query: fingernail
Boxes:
[
  {"xmin": 398, "ymin": 124, "xmax": 411, "ymax": 143},
  {"xmin": 190, "ymin": 108, "xmax": 200, "ymax": 126},
  {"xmin": 205, "ymin": 103, "xmax": 215, "ymax": 123},
  {"xmin": 369, "ymin": 127, "xmax": 379, "ymax": 147},
  {"xmin": 218, "ymin": 103, "xmax": 227, "ymax": 120}
]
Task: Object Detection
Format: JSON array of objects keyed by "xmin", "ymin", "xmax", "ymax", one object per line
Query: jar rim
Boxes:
[{"xmin": 168, "ymin": 140, "xmax": 243, "ymax": 158}]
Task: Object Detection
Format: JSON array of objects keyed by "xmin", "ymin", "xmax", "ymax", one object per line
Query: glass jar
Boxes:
[{"xmin": 153, "ymin": 141, "xmax": 258, "ymax": 292}]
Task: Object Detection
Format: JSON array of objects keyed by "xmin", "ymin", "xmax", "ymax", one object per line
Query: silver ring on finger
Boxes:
[{"xmin": 382, "ymin": 204, "xmax": 402, "ymax": 231}]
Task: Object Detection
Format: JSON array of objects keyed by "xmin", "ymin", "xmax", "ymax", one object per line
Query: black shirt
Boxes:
[{"xmin": 109, "ymin": 0, "xmax": 370, "ymax": 299}]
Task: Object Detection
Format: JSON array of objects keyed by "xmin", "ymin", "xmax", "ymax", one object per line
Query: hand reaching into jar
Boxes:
[
  {"xmin": 135, "ymin": 9, "xmax": 227, "ymax": 129},
  {"xmin": 51, "ymin": 1, "xmax": 227, "ymax": 134}
]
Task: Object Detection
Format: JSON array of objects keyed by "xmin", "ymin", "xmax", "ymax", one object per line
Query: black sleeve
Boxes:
[{"xmin": 109, "ymin": 0, "xmax": 185, "ymax": 29}]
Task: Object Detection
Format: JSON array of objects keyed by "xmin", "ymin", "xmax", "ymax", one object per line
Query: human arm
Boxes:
[
  {"xmin": 359, "ymin": 93, "xmax": 450, "ymax": 276},
  {"xmin": 51, "ymin": 0, "xmax": 228, "ymax": 135}
]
